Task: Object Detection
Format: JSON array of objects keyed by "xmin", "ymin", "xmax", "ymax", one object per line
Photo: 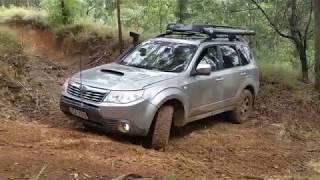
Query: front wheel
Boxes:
[
  {"xmin": 148, "ymin": 105, "xmax": 174, "ymax": 151},
  {"xmin": 229, "ymin": 89, "xmax": 254, "ymax": 124}
]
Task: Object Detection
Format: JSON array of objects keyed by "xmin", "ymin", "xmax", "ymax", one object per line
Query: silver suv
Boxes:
[{"xmin": 60, "ymin": 24, "xmax": 259, "ymax": 150}]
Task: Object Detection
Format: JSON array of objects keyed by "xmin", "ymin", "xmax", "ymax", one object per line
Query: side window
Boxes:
[
  {"xmin": 220, "ymin": 46, "xmax": 240, "ymax": 69},
  {"xmin": 238, "ymin": 45, "xmax": 252, "ymax": 66},
  {"xmin": 198, "ymin": 46, "xmax": 220, "ymax": 71}
]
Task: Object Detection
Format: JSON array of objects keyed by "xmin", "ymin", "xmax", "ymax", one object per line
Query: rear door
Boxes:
[
  {"xmin": 237, "ymin": 44, "xmax": 257, "ymax": 79},
  {"xmin": 216, "ymin": 45, "xmax": 243, "ymax": 107}
]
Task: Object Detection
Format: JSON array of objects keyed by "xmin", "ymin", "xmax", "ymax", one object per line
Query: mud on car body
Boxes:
[{"xmin": 60, "ymin": 24, "xmax": 259, "ymax": 150}]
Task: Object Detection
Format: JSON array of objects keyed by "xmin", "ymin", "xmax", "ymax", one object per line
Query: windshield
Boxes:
[{"xmin": 118, "ymin": 42, "xmax": 197, "ymax": 72}]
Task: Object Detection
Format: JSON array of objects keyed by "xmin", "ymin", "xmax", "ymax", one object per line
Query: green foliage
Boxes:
[
  {"xmin": 40, "ymin": 0, "xmax": 80, "ymax": 25},
  {"xmin": 79, "ymin": 0, "xmax": 113, "ymax": 21},
  {"xmin": 255, "ymin": 37, "xmax": 301, "ymax": 89},
  {"xmin": 139, "ymin": 0, "xmax": 176, "ymax": 33}
]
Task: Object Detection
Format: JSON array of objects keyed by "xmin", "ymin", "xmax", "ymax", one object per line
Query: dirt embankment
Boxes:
[
  {"xmin": 0, "ymin": 22, "xmax": 124, "ymax": 126},
  {"xmin": 0, "ymin": 22, "xmax": 320, "ymax": 179}
]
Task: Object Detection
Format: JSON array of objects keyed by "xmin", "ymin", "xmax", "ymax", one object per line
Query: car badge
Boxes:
[{"xmin": 80, "ymin": 85, "xmax": 87, "ymax": 93}]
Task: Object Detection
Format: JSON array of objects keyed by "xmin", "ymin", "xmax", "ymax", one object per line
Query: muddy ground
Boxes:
[{"xmin": 1, "ymin": 24, "xmax": 320, "ymax": 180}]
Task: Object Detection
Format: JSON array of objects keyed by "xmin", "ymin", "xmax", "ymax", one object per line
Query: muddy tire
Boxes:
[
  {"xmin": 83, "ymin": 123, "xmax": 96, "ymax": 131},
  {"xmin": 149, "ymin": 105, "xmax": 174, "ymax": 151},
  {"xmin": 229, "ymin": 89, "xmax": 254, "ymax": 124}
]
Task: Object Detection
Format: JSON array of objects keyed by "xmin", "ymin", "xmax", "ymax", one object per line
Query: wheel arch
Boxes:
[
  {"xmin": 160, "ymin": 99, "xmax": 186, "ymax": 127},
  {"xmin": 146, "ymin": 97, "xmax": 187, "ymax": 136},
  {"xmin": 244, "ymin": 85, "xmax": 255, "ymax": 97},
  {"xmin": 236, "ymin": 78, "xmax": 257, "ymax": 99},
  {"xmin": 241, "ymin": 84, "xmax": 256, "ymax": 104},
  {"xmin": 149, "ymin": 88, "xmax": 188, "ymax": 129}
]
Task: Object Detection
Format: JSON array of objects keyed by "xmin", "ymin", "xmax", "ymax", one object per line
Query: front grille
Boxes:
[{"xmin": 67, "ymin": 83, "xmax": 109, "ymax": 102}]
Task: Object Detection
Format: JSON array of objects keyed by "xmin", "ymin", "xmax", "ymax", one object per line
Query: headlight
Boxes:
[
  {"xmin": 62, "ymin": 78, "xmax": 70, "ymax": 92},
  {"xmin": 105, "ymin": 90, "xmax": 144, "ymax": 104}
]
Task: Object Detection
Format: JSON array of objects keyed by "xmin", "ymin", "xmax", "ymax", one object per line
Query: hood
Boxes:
[{"xmin": 71, "ymin": 63, "xmax": 177, "ymax": 90}]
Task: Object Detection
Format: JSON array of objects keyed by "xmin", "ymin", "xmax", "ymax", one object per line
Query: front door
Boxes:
[{"xmin": 184, "ymin": 46, "xmax": 224, "ymax": 119}]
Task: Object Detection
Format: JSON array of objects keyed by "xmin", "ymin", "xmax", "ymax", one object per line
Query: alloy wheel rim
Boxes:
[{"xmin": 240, "ymin": 96, "xmax": 250, "ymax": 118}]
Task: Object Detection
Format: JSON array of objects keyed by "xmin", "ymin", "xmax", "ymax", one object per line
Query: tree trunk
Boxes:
[
  {"xmin": 60, "ymin": 0, "xmax": 68, "ymax": 24},
  {"xmin": 158, "ymin": 0, "xmax": 163, "ymax": 33},
  {"xmin": 298, "ymin": 47, "xmax": 309, "ymax": 82},
  {"xmin": 176, "ymin": 0, "xmax": 188, "ymax": 23},
  {"xmin": 116, "ymin": 0, "xmax": 123, "ymax": 53},
  {"xmin": 315, "ymin": 0, "xmax": 320, "ymax": 91},
  {"xmin": 293, "ymin": 41, "xmax": 309, "ymax": 82}
]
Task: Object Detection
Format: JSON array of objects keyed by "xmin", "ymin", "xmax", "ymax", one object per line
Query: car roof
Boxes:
[{"xmin": 149, "ymin": 37, "xmax": 248, "ymax": 47}]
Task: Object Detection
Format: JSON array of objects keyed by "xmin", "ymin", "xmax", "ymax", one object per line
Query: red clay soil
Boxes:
[
  {"xmin": 0, "ymin": 24, "xmax": 320, "ymax": 179},
  {"xmin": 7, "ymin": 23, "xmax": 65, "ymax": 61}
]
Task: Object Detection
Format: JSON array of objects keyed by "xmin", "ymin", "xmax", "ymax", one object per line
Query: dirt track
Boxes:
[{"xmin": 1, "ymin": 24, "xmax": 320, "ymax": 179}]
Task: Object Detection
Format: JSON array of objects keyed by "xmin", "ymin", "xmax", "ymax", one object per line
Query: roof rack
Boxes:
[{"xmin": 158, "ymin": 23, "xmax": 255, "ymax": 42}]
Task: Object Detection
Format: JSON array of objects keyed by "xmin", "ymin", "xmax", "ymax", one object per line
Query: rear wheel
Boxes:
[
  {"xmin": 148, "ymin": 105, "xmax": 174, "ymax": 151},
  {"xmin": 229, "ymin": 89, "xmax": 253, "ymax": 124}
]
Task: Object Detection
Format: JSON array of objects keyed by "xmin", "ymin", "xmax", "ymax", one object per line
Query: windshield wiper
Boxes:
[
  {"xmin": 130, "ymin": 64, "xmax": 147, "ymax": 69},
  {"xmin": 129, "ymin": 64, "xmax": 158, "ymax": 70}
]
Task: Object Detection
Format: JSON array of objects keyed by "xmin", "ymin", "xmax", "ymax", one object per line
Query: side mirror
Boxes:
[
  {"xmin": 196, "ymin": 63, "xmax": 211, "ymax": 76},
  {"xmin": 130, "ymin": 32, "xmax": 140, "ymax": 46}
]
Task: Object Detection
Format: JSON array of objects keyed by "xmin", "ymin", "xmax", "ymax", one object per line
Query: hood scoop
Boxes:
[{"xmin": 100, "ymin": 69, "xmax": 124, "ymax": 76}]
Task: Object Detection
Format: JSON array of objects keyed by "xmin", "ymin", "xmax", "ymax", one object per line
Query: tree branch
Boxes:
[
  {"xmin": 248, "ymin": 0, "xmax": 295, "ymax": 40},
  {"xmin": 86, "ymin": 6, "xmax": 95, "ymax": 15},
  {"xmin": 229, "ymin": 7, "xmax": 258, "ymax": 13},
  {"xmin": 304, "ymin": 0, "xmax": 313, "ymax": 46}
]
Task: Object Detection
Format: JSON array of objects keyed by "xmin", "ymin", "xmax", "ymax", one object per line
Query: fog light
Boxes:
[{"xmin": 117, "ymin": 121, "xmax": 130, "ymax": 133}]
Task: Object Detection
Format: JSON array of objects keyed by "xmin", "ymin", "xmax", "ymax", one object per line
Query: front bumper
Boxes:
[{"xmin": 60, "ymin": 95, "xmax": 157, "ymax": 136}]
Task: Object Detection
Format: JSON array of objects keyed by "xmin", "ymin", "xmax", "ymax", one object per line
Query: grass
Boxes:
[
  {"xmin": 0, "ymin": 27, "xmax": 21, "ymax": 54},
  {"xmin": 54, "ymin": 17, "xmax": 129, "ymax": 43},
  {"xmin": 254, "ymin": 44, "xmax": 301, "ymax": 90},
  {"xmin": 258, "ymin": 61, "xmax": 300, "ymax": 89},
  {"xmin": 0, "ymin": 28, "xmax": 25, "ymax": 76},
  {"xmin": 0, "ymin": 6, "xmax": 47, "ymax": 25},
  {"xmin": 0, "ymin": 29, "xmax": 27, "ymax": 109},
  {"xmin": 30, "ymin": 164, "xmax": 48, "ymax": 180},
  {"xmin": 163, "ymin": 171, "xmax": 176, "ymax": 180},
  {"xmin": 0, "ymin": 7, "xmax": 126, "ymax": 43}
]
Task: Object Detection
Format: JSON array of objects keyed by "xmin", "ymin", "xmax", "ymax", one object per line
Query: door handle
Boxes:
[
  {"xmin": 240, "ymin": 71, "xmax": 247, "ymax": 76},
  {"xmin": 216, "ymin": 77, "xmax": 224, "ymax": 81}
]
